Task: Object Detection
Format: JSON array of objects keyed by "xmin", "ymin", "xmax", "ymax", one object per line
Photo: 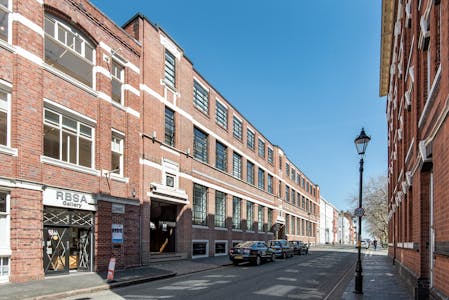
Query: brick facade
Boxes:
[
  {"xmin": 380, "ymin": 0, "xmax": 449, "ymax": 298},
  {"xmin": 0, "ymin": 0, "xmax": 320, "ymax": 283}
]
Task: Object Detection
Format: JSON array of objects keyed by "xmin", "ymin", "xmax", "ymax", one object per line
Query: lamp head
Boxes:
[{"xmin": 354, "ymin": 128, "xmax": 371, "ymax": 155}]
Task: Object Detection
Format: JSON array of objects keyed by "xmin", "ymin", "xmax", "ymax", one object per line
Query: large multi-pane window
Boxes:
[
  {"xmin": 43, "ymin": 108, "xmax": 94, "ymax": 168},
  {"xmin": 215, "ymin": 191, "xmax": 226, "ymax": 228},
  {"xmin": 258, "ymin": 138, "xmax": 265, "ymax": 158},
  {"xmin": 193, "ymin": 80, "xmax": 209, "ymax": 114},
  {"xmin": 233, "ymin": 116, "xmax": 242, "ymax": 141},
  {"xmin": 165, "ymin": 107, "xmax": 175, "ymax": 146},
  {"xmin": 111, "ymin": 60, "xmax": 124, "ymax": 104},
  {"xmin": 215, "ymin": 100, "xmax": 228, "ymax": 129},
  {"xmin": 267, "ymin": 148, "xmax": 273, "ymax": 165},
  {"xmin": 232, "ymin": 152, "xmax": 242, "ymax": 179},
  {"xmin": 0, "ymin": 88, "xmax": 9, "ymax": 147},
  {"xmin": 44, "ymin": 14, "xmax": 94, "ymax": 87},
  {"xmin": 247, "ymin": 161, "xmax": 255, "ymax": 185},
  {"xmin": 193, "ymin": 127, "xmax": 208, "ymax": 162},
  {"xmin": 291, "ymin": 189, "xmax": 296, "ymax": 204},
  {"xmin": 164, "ymin": 49, "xmax": 176, "ymax": 87},
  {"xmin": 291, "ymin": 215, "xmax": 296, "ymax": 235},
  {"xmin": 267, "ymin": 174, "xmax": 273, "ymax": 194},
  {"xmin": 232, "ymin": 197, "xmax": 241, "ymax": 229},
  {"xmin": 0, "ymin": 0, "xmax": 10, "ymax": 42},
  {"xmin": 285, "ymin": 186, "xmax": 290, "ymax": 202},
  {"xmin": 193, "ymin": 184, "xmax": 207, "ymax": 226},
  {"xmin": 267, "ymin": 208, "xmax": 273, "ymax": 232},
  {"xmin": 258, "ymin": 206, "xmax": 263, "ymax": 232},
  {"xmin": 111, "ymin": 131, "xmax": 124, "ymax": 176},
  {"xmin": 215, "ymin": 141, "xmax": 227, "ymax": 172},
  {"xmin": 247, "ymin": 202, "xmax": 253, "ymax": 231},
  {"xmin": 247, "ymin": 129, "xmax": 255, "ymax": 150},
  {"xmin": 258, "ymin": 168, "xmax": 265, "ymax": 190},
  {"xmin": 286, "ymin": 163, "xmax": 290, "ymax": 176}
]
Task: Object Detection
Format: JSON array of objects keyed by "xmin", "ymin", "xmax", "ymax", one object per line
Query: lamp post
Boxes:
[{"xmin": 354, "ymin": 128, "xmax": 371, "ymax": 294}]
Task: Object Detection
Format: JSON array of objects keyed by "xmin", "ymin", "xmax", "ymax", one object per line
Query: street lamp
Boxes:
[{"xmin": 354, "ymin": 128, "xmax": 371, "ymax": 294}]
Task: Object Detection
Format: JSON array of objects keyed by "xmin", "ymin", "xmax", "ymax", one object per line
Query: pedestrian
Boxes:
[{"xmin": 373, "ymin": 239, "xmax": 378, "ymax": 250}]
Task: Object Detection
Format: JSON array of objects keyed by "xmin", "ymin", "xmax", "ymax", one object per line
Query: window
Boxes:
[
  {"xmin": 268, "ymin": 148, "xmax": 273, "ymax": 165},
  {"xmin": 111, "ymin": 131, "xmax": 124, "ymax": 176},
  {"xmin": 279, "ymin": 156, "xmax": 282, "ymax": 171},
  {"xmin": 165, "ymin": 174, "xmax": 175, "ymax": 187},
  {"xmin": 247, "ymin": 129, "xmax": 255, "ymax": 150},
  {"xmin": 286, "ymin": 214, "xmax": 290, "ymax": 234},
  {"xmin": 278, "ymin": 182, "xmax": 282, "ymax": 198},
  {"xmin": 286, "ymin": 163, "xmax": 290, "ymax": 176},
  {"xmin": 306, "ymin": 199, "xmax": 310, "ymax": 212},
  {"xmin": 302, "ymin": 177, "xmax": 305, "ymax": 188},
  {"xmin": 291, "ymin": 189, "xmax": 295, "ymax": 204},
  {"xmin": 267, "ymin": 208, "xmax": 273, "ymax": 231},
  {"xmin": 215, "ymin": 241, "xmax": 227, "ymax": 255},
  {"xmin": 164, "ymin": 49, "xmax": 176, "ymax": 87},
  {"xmin": 165, "ymin": 107, "xmax": 175, "ymax": 146},
  {"xmin": 0, "ymin": 192, "xmax": 10, "ymax": 281},
  {"xmin": 0, "ymin": 88, "xmax": 10, "ymax": 147},
  {"xmin": 193, "ymin": 127, "xmax": 208, "ymax": 162},
  {"xmin": 258, "ymin": 206, "xmax": 263, "ymax": 232},
  {"xmin": 215, "ymin": 191, "xmax": 226, "ymax": 228},
  {"xmin": 193, "ymin": 80, "xmax": 209, "ymax": 114},
  {"xmin": 302, "ymin": 196, "xmax": 306, "ymax": 209},
  {"xmin": 291, "ymin": 215, "xmax": 296, "ymax": 235},
  {"xmin": 0, "ymin": 0, "xmax": 10, "ymax": 42},
  {"xmin": 192, "ymin": 241, "xmax": 208, "ymax": 257},
  {"xmin": 267, "ymin": 174, "xmax": 273, "ymax": 194},
  {"xmin": 285, "ymin": 186, "xmax": 290, "ymax": 202},
  {"xmin": 258, "ymin": 138, "xmax": 265, "ymax": 158},
  {"xmin": 291, "ymin": 169, "xmax": 295, "ymax": 180},
  {"xmin": 232, "ymin": 197, "xmax": 241, "ymax": 229},
  {"xmin": 111, "ymin": 60, "xmax": 124, "ymax": 104},
  {"xmin": 247, "ymin": 201, "xmax": 253, "ymax": 231},
  {"xmin": 296, "ymin": 173, "xmax": 300, "ymax": 185},
  {"xmin": 216, "ymin": 100, "xmax": 228, "ymax": 129},
  {"xmin": 306, "ymin": 182, "xmax": 310, "ymax": 193},
  {"xmin": 192, "ymin": 184, "xmax": 207, "ymax": 226},
  {"xmin": 232, "ymin": 152, "xmax": 242, "ymax": 179},
  {"xmin": 258, "ymin": 168, "xmax": 265, "ymax": 190},
  {"xmin": 43, "ymin": 108, "xmax": 94, "ymax": 168},
  {"xmin": 233, "ymin": 116, "xmax": 242, "ymax": 141},
  {"xmin": 44, "ymin": 14, "xmax": 94, "ymax": 87},
  {"xmin": 215, "ymin": 141, "xmax": 227, "ymax": 172},
  {"xmin": 247, "ymin": 161, "xmax": 255, "ymax": 185}
]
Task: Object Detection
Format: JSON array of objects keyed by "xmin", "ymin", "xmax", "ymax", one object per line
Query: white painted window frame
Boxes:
[
  {"xmin": 214, "ymin": 240, "xmax": 228, "ymax": 256},
  {"xmin": 192, "ymin": 240, "xmax": 209, "ymax": 258},
  {"xmin": 111, "ymin": 59, "xmax": 125, "ymax": 106},
  {"xmin": 0, "ymin": 83, "xmax": 17, "ymax": 156},
  {"xmin": 0, "ymin": 191, "xmax": 11, "ymax": 283},
  {"xmin": 111, "ymin": 129, "xmax": 124, "ymax": 177}
]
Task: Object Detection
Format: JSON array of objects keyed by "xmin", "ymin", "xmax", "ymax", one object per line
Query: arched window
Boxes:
[{"xmin": 44, "ymin": 13, "xmax": 95, "ymax": 87}]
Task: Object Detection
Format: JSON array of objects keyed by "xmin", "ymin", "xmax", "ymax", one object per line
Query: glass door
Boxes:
[{"xmin": 43, "ymin": 227, "xmax": 69, "ymax": 274}]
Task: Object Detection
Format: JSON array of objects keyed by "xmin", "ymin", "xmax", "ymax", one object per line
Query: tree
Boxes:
[{"xmin": 351, "ymin": 175, "xmax": 388, "ymax": 245}]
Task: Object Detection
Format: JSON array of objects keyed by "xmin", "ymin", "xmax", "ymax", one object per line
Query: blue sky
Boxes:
[{"xmin": 92, "ymin": 0, "xmax": 387, "ymax": 211}]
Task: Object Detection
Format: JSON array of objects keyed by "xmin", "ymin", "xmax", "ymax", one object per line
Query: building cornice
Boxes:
[{"xmin": 380, "ymin": 0, "xmax": 395, "ymax": 97}]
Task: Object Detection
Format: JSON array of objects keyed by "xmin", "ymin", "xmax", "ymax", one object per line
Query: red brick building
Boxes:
[
  {"xmin": 0, "ymin": 0, "xmax": 320, "ymax": 283},
  {"xmin": 380, "ymin": 0, "xmax": 449, "ymax": 298}
]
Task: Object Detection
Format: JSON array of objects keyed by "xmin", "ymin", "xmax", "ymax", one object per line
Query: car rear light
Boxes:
[{"xmin": 229, "ymin": 249, "xmax": 234, "ymax": 254}]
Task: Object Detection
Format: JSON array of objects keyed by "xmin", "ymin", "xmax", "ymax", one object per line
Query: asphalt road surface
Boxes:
[{"xmin": 64, "ymin": 248, "xmax": 356, "ymax": 300}]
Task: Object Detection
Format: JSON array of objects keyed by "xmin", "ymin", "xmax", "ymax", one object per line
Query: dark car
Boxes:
[
  {"xmin": 290, "ymin": 240, "xmax": 309, "ymax": 255},
  {"xmin": 268, "ymin": 239, "xmax": 294, "ymax": 259},
  {"xmin": 229, "ymin": 241, "xmax": 275, "ymax": 265}
]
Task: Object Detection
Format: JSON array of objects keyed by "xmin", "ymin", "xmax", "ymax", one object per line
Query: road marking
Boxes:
[{"xmin": 276, "ymin": 277, "xmax": 297, "ymax": 282}]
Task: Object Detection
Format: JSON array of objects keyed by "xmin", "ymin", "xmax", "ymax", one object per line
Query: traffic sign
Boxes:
[{"xmin": 354, "ymin": 207, "xmax": 365, "ymax": 217}]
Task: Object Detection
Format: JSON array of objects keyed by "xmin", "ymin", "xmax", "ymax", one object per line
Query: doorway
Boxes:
[
  {"xmin": 150, "ymin": 200, "xmax": 177, "ymax": 253},
  {"xmin": 43, "ymin": 207, "xmax": 94, "ymax": 275},
  {"xmin": 43, "ymin": 226, "xmax": 92, "ymax": 274}
]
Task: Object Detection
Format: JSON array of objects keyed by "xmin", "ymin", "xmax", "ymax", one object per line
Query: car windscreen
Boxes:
[{"xmin": 236, "ymin": 241, "xmax": 255, "ymax": 247}]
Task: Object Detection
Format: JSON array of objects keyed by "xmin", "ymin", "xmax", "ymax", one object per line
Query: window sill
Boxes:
[
  {"xmin": 0, "ymin": 145, "xmax": 18, "ymax": 156},
  {"xmin": 232, "ymin": 229, "xmax": 242, "ymax": 232},
  {"xmin": 214, "ymin": 227, "xmax": 228, "ymax": 231},
  {"xmin": 214, "ymin": 253, "xmax": 228, "ymax": 257},
  {"xmin": 192, "ymin": 225, "xmax": 209, "ymax": 230},
  {"xmin": 43, "ymin": 64, "xmax": 97, "ymax": 97},
  {"xmin": 101, "ymin": 170, "xmax": 129, "ymax": 183},
  {"xmin": 246, "ymin": 230, "xmax": 255, "ymax": 233},
  {"xmin": 41, "ymin": 156, "xmax": 100, "ymax": 176},
  {"xmin": 193, "ymin": 105, "xmax": 210, "ymax": 119},
  {"xmin": 0, "ymin": 39, "xmax": 14, "ymax": 53}
]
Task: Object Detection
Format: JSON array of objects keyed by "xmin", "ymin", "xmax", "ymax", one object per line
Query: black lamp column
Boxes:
[{"xmin": 353, "ymin": 128, "xmax": 371, "ymax": 295}]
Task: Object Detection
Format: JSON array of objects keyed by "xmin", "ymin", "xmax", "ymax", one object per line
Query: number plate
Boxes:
[{"xmin": 234, "ymin": 255, "xmax": 243, "ymax": 259}]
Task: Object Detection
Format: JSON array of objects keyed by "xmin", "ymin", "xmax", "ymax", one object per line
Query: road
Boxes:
[{"xmin": 64, "ymin": 248, "xmax": 357, "ymax": 300}]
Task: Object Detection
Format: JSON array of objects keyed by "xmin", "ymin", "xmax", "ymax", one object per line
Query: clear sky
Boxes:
[{"xmin": 91, "ymin": 0, "xmax": 387, "ymax": 212}]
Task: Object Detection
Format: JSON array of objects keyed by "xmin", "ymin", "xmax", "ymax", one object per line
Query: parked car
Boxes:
[
  {"xmin": 290, "ymin": 240, "xmax": 309, "ymax": 255},
  {"xmin": 229, "ymin": 241, "xmax": 275, "ymax": 265},
  {"xmin": 268, "ymin": 239, "xmax": 294, "ymax": 259},
  {"xmin": 361, "ymin": 239, "xmax": 370, "ymax": 249}
]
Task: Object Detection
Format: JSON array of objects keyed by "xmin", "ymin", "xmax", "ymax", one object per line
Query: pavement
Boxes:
[
  {"xmin": 341, "ymin": 248, "xmax": 413, "ymax": 300},
  {"xmin": 0, "ymin": 247, "xmax": 412, "ymax": 300}
]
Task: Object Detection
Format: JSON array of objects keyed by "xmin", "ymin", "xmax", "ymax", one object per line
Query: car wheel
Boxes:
[
  {"xmin": 233, "ymin": 260, "xmax": 239, "ymax": 266},
  {"xmin": 255, "ymin": 255, "xmax": 261, "ymax": 266},
  {"xmin": 270, "ymin": 253, "xmax": 275, "ymax": 262}
]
